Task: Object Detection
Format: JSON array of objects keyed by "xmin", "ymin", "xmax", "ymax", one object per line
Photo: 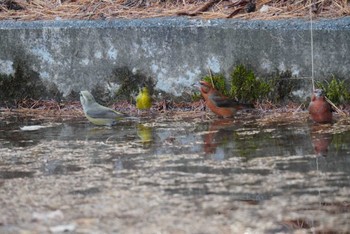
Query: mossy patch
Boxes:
[
  {"xmin": 268, "ymin": 69, "xmax": 299, "ymax": 103},
  {"xmin": 0, "ymin": 59, "xmax": 61, "ymax": 106},
  {"xmin": 110, "ymin": 66, "xmax": 155, "ymax": 102}
]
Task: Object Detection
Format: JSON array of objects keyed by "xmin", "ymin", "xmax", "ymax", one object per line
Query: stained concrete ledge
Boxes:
[{"xmin": 0, "ymin": 17, "xmax": 350, "ymax": 101}]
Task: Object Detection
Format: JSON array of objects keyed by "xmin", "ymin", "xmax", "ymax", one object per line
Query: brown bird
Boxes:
[
  {"xmin": 308, "ymin": 89, "xmax": 332, "ymax": 124},
  {"xmin": 198, "ymin": 80, "xmax": 253, "ymax": 118}
]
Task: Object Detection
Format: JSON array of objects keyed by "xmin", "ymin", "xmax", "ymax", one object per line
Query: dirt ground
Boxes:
[{"xmin": 0, "ymin": 0, "xmax": 349, "ymax": 21}]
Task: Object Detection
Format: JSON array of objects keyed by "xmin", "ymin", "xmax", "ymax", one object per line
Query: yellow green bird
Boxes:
[
  {"xmin": 136, "ymin": 87, "xmax": 152, "ymax": 110},
  {"xmin": 80, "ymin": 90, "xmax": 127, "ymax": 126}
]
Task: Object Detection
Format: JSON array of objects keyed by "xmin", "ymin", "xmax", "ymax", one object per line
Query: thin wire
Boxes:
[{"xmin": 310, "ymin": 1, "xmax": 315, "ymax": 91}]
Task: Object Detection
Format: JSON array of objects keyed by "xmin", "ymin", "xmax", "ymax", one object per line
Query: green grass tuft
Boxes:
[{"xmin": 316, "ymin": 75, "xmax": 350, "ymax": 105}]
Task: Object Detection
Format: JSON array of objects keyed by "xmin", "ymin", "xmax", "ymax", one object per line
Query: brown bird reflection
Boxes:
[
  {"xmin": 203, "ymin": 119, "xmax": 233, "ymax": 155},
  {"xmin": 310, "ymin": 125, "xmax": 332, "ymax": 157}
]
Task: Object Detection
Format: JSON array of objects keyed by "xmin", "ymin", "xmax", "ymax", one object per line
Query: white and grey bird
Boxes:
[{"xmin": 80, "ymin": 90, "xmax": 127, "ymax": 126}]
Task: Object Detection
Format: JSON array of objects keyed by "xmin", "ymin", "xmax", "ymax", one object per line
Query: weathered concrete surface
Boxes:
[{"xmin": 0, "ymin": 17, "xmax": 350, "ymax": 100}]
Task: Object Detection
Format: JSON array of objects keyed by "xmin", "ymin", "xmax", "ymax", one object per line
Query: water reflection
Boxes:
[
  {"xmin": 202, "ymin": 119, "xmax": 233, "ymax": 155},
  {"xmin": 0, "ymin": 117, "xmax": 348, "ymax": 161},
  {"xmin": 0, "ymin": 114, "xmax": 350, "ymax": 233},
  {"xmin": 201, "ymin": 118, "xmax": 315, "ymax": 160},
  {"xmin": 136, "ymin": 123, "xmax": 154, "ymax": 148},
  {"xmin": 310, "ymin": 124, "xmax": 333, "ymax": 157}
]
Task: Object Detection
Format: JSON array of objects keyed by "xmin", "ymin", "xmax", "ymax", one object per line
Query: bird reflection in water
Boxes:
[
  {"xmin": 136, "ymin": 123, "xmax": 153, "ymax": 148},
  {"xmin": 203, "ymin": 119, "xmax": 233, "ymax": 159},
  {"xmin": 310, "ymin": 124, "xmax": 332, "ymax": 157}
]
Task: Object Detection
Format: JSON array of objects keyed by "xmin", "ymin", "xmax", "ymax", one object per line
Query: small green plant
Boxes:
[
  {"xmin": 230, "ymin": 64, "xmax": 270, "ymax": 102},
  {"xmin": 316, "ymin": 76, "xmax": 350, "ymax": 105},
  {"xmin": 202, "ymin": 73, "xmax": 229, "ymax": 96},
  {"xmin": 191, "ymin": 92, "xmax": 202, "ymax": 101}
]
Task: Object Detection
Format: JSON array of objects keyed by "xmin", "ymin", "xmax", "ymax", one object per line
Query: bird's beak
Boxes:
[{"xmin": 192, "ymin": 82, "xmax": 201, "ymax": 89}]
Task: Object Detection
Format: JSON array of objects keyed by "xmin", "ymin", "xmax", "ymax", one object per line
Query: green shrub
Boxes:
[
  {"xmin": 230, "ymin": 64, "xmax": 270, "ymax": 102},
  {"xmin": 316, "ymin": 76, "xmax": 350, "ymax": 105}
]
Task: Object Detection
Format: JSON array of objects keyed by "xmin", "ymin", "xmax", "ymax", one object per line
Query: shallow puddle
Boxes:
[{"xmin": 0, "ymin": 111, "xmax": 349, "ymax": 233}]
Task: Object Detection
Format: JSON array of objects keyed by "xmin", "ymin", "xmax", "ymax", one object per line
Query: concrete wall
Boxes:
[{"xmin": 0, "ymin": 17, "xmax": 349, "ymax": 101}]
